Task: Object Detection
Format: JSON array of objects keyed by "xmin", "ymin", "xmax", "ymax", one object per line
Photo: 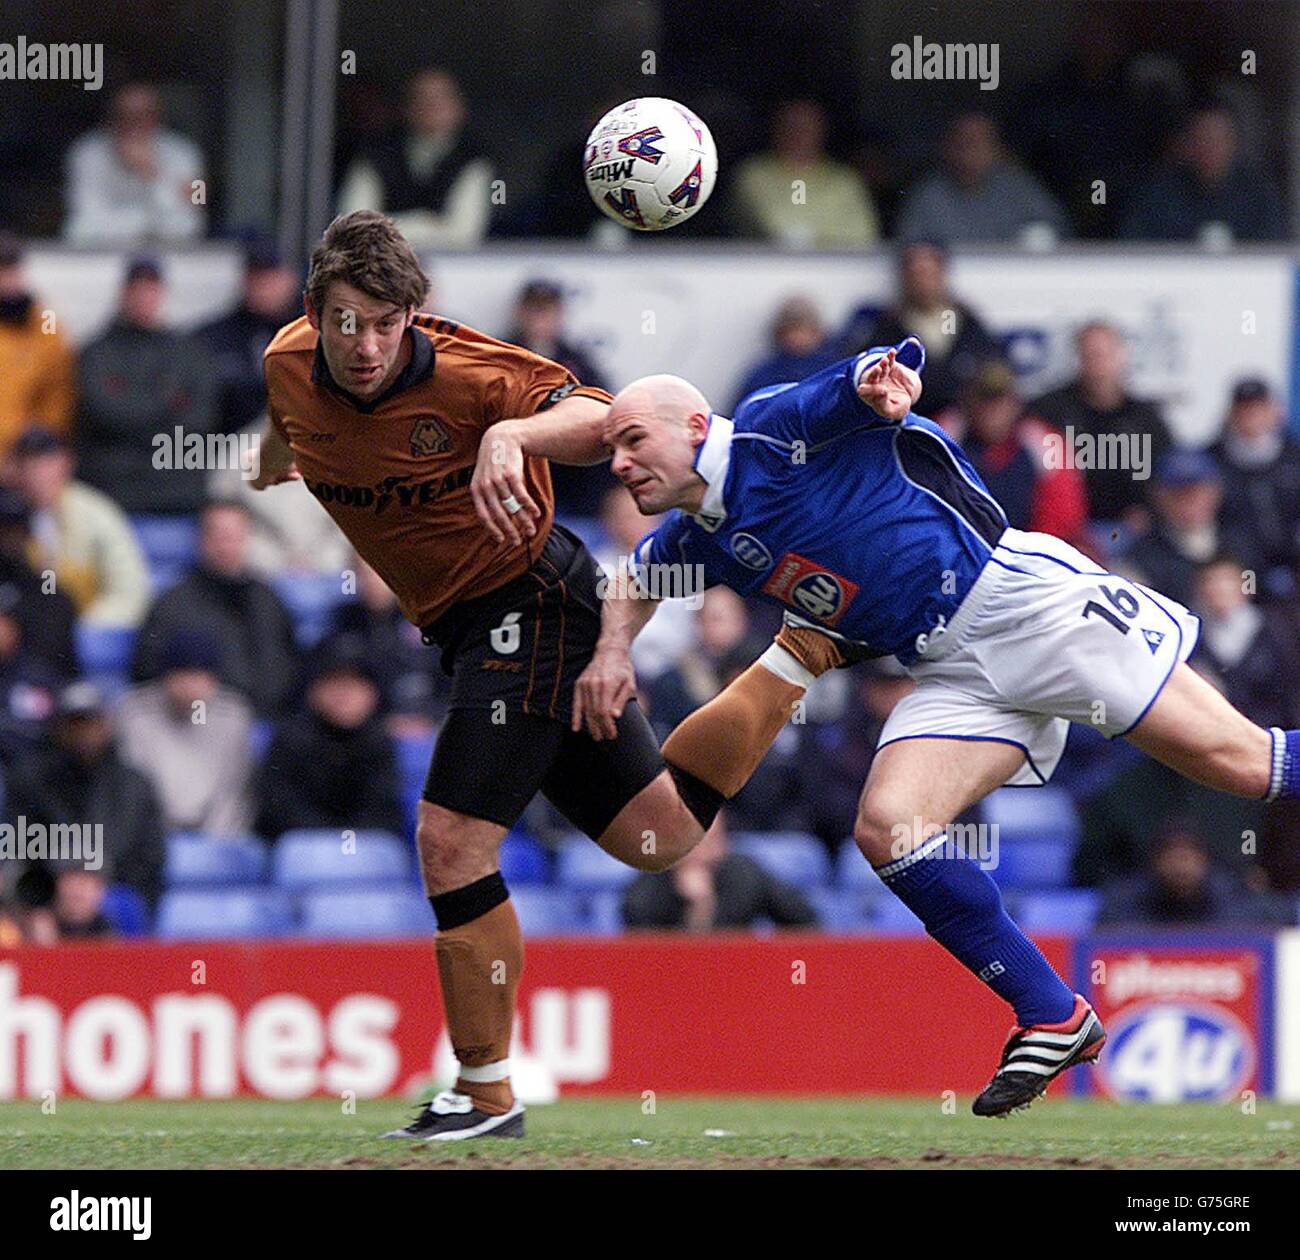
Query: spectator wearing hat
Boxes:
[
  {"xmin": 63, "ymin": 82, "xmax": 207, "ymax": 244},
  {"xmin": 729, "ymin": 296, "xmax": 841, "ymax": 414},
  {"xmin": 197, "ymin": 240, "xmax": 303, "ymax": 436},
  {"xmin": 76, "ymin": 256, "xmax": 218, "ymax": 515},
  {"xmin": 116, "ymin": 628, "xmax": 255, "ymax": 836},
  {"xmin": 12, "ymin": 426, "xmax": 149, "ymax": 627},
  {"xmin": 944, "ymin": 361, "xmax": 1089, "ymax": 547},
  {"xmin": 0, "ymin": 486, "xmax": 77, "ymax": 674},
  {"xmin": 1210, "ymin": 378, "xmax": 1300, "ymax": 601},
  {"xmin": 504, "ymin": 279, "xmax": 614, "ymax": 516},
  {"xmin": 254, "ymin": 635, "xmax": 403, "ymax": 840},
  {"xmin": 4, "ymin": 680, "xmax": 166, "ymax": 907},
  {"xmin": 0, "ymin": 234, "xmax": 76, "ymax": 461},
  {"xmin": 1097, "ymin": 817, "xmax": 1289, "ymax": 926},
  {"xmin": 132, "ymin": 501, "xmax": 300, "ymax": 716},
  {"xmin": 1031, "ymin": 322, "xmax": 1173, "ymax": 529},
  {"xmin": 1190, "ymin": 554, "xmax": 1300, "ymax": 731},
  {"xmin": 843, "ymin": 242, "xmax": 1000, "ymax": 418},
  {"xmin": 336, "ymin": 68, "xmax": 493, "ymax": 250},
  {"xmin": 1123, "ymin": 449, "xmax": 1253, "ymax": 608}
]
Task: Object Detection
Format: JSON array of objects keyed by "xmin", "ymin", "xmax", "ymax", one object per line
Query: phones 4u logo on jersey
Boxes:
[{"xmin": 761, "ymin": 552, "xmax": 858, "ymax": 626}]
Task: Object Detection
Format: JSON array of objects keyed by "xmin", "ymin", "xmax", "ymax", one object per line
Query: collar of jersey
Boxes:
[
  {"xmin": 311, "ymin": 325, "xmax": 435, "ymax": 413},
  {"xmin": 689, "ymin": 412, "xmax": 733, "ymax": 532}
]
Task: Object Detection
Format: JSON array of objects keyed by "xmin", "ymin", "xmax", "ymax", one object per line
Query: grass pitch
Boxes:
[{"xmin": 1, "ymin": 1096, "xmax": 1297, "ymax": 1169}]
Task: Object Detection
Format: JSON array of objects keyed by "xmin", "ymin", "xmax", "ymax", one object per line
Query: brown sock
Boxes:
[
  {"xmin": 661, "ymin": 660, "xmax": 805, "ymax": 797},
  {"xmin": 434, "ymin": 898, "xmax": 523, "ymax": 1114}
]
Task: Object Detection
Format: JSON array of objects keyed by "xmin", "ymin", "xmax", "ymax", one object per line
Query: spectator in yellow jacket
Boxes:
[{"xmin": 0, "ymin": 235, "xmax": 75, "ymax": 463}]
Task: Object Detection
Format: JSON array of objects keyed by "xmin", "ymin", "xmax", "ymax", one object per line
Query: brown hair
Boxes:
[{"xmin": 306, "ymin": 210, "xmax": 429, "ymax": 314}]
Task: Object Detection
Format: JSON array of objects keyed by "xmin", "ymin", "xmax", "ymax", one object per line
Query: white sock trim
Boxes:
[
  {"xmin": 1267, "ymin": 727, "xmax": 1285, "ymax": 802},
  {"xmin": 457, "ymin": 1058, "xmax": 511, "ymax": 1083},
  {"xmin": 758, "ymin": 642, "xmax": 815, "ymax": 689}
]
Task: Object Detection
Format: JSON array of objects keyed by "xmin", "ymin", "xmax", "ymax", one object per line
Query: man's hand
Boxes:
[
  {"xmin": 248, "ymin": 428, "xmax": 300, "ymax": 490},
  {"xmin": 858, "ymin": 347, "xmax": 922, "ymax": 421},
  {"xmin": 572, "ymin": 644, "xmax": 637, "ymax": 740},
  {"xmin": 471, "ymin": 420, "xmax": 541, "ymax": 546}
]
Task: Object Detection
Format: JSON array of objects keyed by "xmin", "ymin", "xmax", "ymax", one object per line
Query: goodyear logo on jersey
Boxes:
[{"xmin": 761, "ymin": 551, "xmax": 859, "ymax": 626}]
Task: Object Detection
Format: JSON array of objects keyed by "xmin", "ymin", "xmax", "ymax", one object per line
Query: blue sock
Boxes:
[
  {"xmin": 876, "ymin": 835, "xmax": 1076, "ymax": 1027},
  {"xmin": 1267, "ymin": 729, "xmax": 1300, "ymax": 800}
]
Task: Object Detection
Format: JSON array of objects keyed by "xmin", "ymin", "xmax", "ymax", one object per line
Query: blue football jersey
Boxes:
[{"xmin": 632, "ymin": 339, "xmax": 1010, "ymax": 664}]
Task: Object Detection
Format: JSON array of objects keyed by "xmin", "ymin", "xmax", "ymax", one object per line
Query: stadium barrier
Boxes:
[{"xmin": 2, "ymin": 930, "xmax": 1295, "ymax": 1103}]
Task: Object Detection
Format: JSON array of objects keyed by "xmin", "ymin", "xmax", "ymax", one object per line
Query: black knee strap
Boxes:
[
  {"xmin": 667, "ymin": 761, "xmax": 727, "ymax": 831},
  {"xmin": 430, "ymin": 871, "xmax": 509, "ymax": 931}
]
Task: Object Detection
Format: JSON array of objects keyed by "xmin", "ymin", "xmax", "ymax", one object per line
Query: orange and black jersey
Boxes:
[{"xmin": 263, "ymin": 314, "xmax": 611, "ymax": 630}]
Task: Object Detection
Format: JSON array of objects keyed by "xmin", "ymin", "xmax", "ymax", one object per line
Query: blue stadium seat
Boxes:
[
  {"xmin": 272, "ymin": 573, "xmax": 351, "ymax": 647},
  {"xmin": 732, "ymin": 832, "xmax": 831, "ymax": 888},
  {"xmin": 1012, "ymin": 889, "xmax": 1101, "ymax": 933},
  {"xmin": 155, "ymin": 888, "xmax": 294, "ymax": 939},
  {"xmin": 298, "ymin": 886, "xmax": 433, "ymax": 938},
  {"xmin": 165, "ymin": 834, "xmax": 268, "ymax": 887},
  {"xmin": 130, "ymin": 514, "xmax": 198, "ymax": 589},
  {"xmin": 835, "ymin": 840, "xmax": 882, "ymax": 892},
  {"xmin": 271, "ymin": 829, "xmax": 411, "ymax": 890},
  {"xmin": 584, "ymin": 890, "xmax": 625, "ymax": 935},
  {"xmin": 395, "ymin": 731, "xmax": 436, "ymax": 835},
  {"xmin": 868, "ymin": 896, "xmax": 927, "ymax": 934},
  {"xmin": 805, "ymin": 887, "xmax": 873, "ymax": 932},
  {"xmin": 556, "ymin": 835, "xmax": 637, "ymax": 892},
  {"xmin": 75, "ymin": 623, "xmax": 136, "ymax": 676},
  {"xmin": 509, "ymin": 887, "xmax": 584, "ymax": 934},
  {"xmin": 499, "ymin": 833, "xmax": 551, "ymax": 885},
  {"xmin": 101, "ymin": 884, "xmax": 150, "ymax": 936},
  {"xmin": 987, "ymin": 837, "xmax": 1075, "ymax": 890},
  {"xmin": 981, "ymin": 786, "xmax": 1081, "ymax": 845}
]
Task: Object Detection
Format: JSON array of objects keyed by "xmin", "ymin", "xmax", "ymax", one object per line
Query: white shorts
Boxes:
[{"xmin": 877, "ymin": 528, "xmax": 1201, "ymax": 786}]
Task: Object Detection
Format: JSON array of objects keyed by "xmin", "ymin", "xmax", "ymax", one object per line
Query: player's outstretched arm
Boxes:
[
  {"xmin": 247, "ymin": 418, "xmax": 300, "ymax": 489},
  {"xmin": 856, "ymin": 346, "xmax": 923, "ymax": 421},
  {"xmin": 573, "ymin": 568, "xmax": 661, "ymax": 739},
  {"xmin": 471, "ymin": 394, "xmax": 610, "ymax": 545}
]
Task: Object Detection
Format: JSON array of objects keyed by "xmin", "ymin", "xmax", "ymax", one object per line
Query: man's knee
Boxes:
[
  {"xmin": 416, "ymin": 801, "xmax": 502, "ymax": 894},
  {"xmin": 597, "ymin": 774, "xmax": 702, "ymax": 871},
  {"xmin": 854, "ymin": 790, "xmax": 926, "ymax": 866}
]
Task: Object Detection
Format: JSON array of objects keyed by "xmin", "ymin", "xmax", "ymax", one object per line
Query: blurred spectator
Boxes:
[
  {"xmin": 505, "ymin": 279, "xmax": 615, "ymax": 515},
  {"xmin": 197, "ymin": 239, "xmax": 302, "ymax": 435},
  {"xmin": 0, "ymin": 233, "xmax": 76, "ymax": 461},
  {"xmin": 621, "ymin": 811, "xmax": 818, "ymax": 931},
  {"xmin": 1190, "ymin": 556, "xmax": 1299, "ymax": 731},
  {"xmin": 1120, "ymin": 104, "xmax": 1285, "ymax": 243},
  {"xmin": 1097, "ymin": 818, "xmax": 1287, "ymax": 926},
  {"xmin": 337, "ymin": 68, "xmax": 493, "ymax": 250},
  {"xmin": 325, "ymin": 555, "xmax": 448, "ymax": 733},
  {"xmin": 733, "ymin": 99, "xmax": 879, "ymax": 248},
  {"xmin": 0, "ymin": 584, "xmax": 61, "ymax": 763},
  {"xmin": 730, "ymin": 297, "xmax": 841, "ymax": 413},
  {"xmin": 643, "ymin": 587, "xmax": 764, "ymax": 734},
  {"xmin": 117, "ymin": 628, "xmax": 255, "ymax": 836},
  {"xmin": 799, "ymin": 659, "xmax": 915, "ymax": 847},
  {"xmin": 1032, "ymin": 322, "xmax": 1173, "ymax": 529},
  {"xmin": 0, "ymin": 487, "xmax": 77, "ymax": 673},
  {"xmin": 254, "ymin": 636, "xmax": 403, "ymax": 840},
  {"xmin": 945, "ymin": 362, "xmax": 1089, "ymax": 545},
  {"xmin": 13, "ymin": 427, "xmax": 150, "ymax": 627},
  {"xmin": 1124, "ymin": 450, "xmax": 1251, "ymax": 609},
  {"xmin": 76, "ymin": 256, "xmax": 218, "ymax": 515},
  {"xmin": 593, "ymin": 486, "xmax": 694, "ymax": 683},
  {"xmin": 50, "ymin": 869, "xmax": 114, "ymax": 940},
  {"xmin": 845, "ymin": 242, "xmax": 1000, "ymax": 417},
  {"xmin": 4, "ymin": 681, "xmax": 165, "ymax": 906},
  {"xmin": 1210, "ymin": 378, "xmax": 1300, "ymax": 601},
  {"xmin": 132, "ymin": 501, "xmax": 300, "ymax": 716},
  {"xmin": 63, "ymin": 83, "xmax": 206, "ymax": 244},
  {"xmin": 895, "ymin": 112, "xmax": 1067, "ymax": 245}
]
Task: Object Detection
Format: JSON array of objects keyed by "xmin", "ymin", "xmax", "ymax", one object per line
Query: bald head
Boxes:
[{"xmin": 604, "ymin": 374, "xmax": 714, "ymax": 515}]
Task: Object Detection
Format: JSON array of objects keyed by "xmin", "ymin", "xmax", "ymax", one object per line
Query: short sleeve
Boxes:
[{"xmin": 495, "ymin": 343, "xmax": 612, "ymax": 421}]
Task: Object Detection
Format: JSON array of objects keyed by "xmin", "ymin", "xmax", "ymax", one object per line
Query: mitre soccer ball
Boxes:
[{"xmin": 583, "ymin": 97, "xmax": 718, "ymax": 231}]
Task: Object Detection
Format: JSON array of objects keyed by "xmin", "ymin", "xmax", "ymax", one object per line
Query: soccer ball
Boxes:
[{"xmin": 583, "ymin": 97, "xmax": 718, "ymax": 231}]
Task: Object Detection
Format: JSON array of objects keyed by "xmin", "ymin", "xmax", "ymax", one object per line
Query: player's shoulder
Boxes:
[
  {"xmin": 263, "ymin": 315, "xmax": 317, "ymax": 362},
  {"xmin": 412, "ymin": 313, "xmax": 540, "ymax": 371}
]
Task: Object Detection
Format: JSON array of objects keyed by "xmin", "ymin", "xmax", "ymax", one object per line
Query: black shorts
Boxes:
[{"xmin": 420, "ymin": 525, "xmax": 665, "ymax": 838}]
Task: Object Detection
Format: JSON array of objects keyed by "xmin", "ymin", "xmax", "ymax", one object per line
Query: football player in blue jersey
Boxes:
[{"xmin": 544, "ymin": 338, "xmax": 1300, "ymax": 1116}]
